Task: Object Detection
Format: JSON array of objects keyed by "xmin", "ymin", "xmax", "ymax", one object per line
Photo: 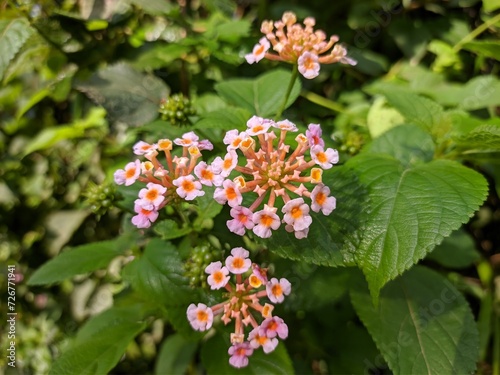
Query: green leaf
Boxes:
[
  {"xmin": 350, "ymin": 266, "xmax": 479, "ymax": 375},
  {"xmin": 483, "ymin": 0, "xmax": 500, "ymax": 12},
  {"xmin": 131, "ymin": 44, "xmax": 191, "ymax": 70},
  {"xmin": 154, "ymin": 219, "xmax": 192, "ymax": 240},
  {"xmin": 50, "ymin": 321, "xmax": 147, "ymax": 375},
  {"xmin": 215, "ymin": 19, "xmax": 250, "ymax": 43},
  {"xmin": 155, "ymin": 334, "xmax": 198, "ymax": 375},
  {"xmin": 0, "ymin": 18, "xmax": 34, "ymax": 81},
  {"xmin": 28, "ymin": 238, "xmax": 130, "ymax": 285},
  {"xmin": 122, "ymin": 238, "xmax": 193, "ymax": 307},
  {"xmin": 366, "ymin": 124, "xmax": 435, "ymax": 167},
  {"xmin": 201, "ymin": 333, "xmax": 294, "ymax": 375},
  {"xmin": 427, "ymin": 229, "xmax": 481, "ymax": 269},
  {"xmin": 428, "ymin": 40, "xmax": 462, "ymax": 72},
  {"xmin": 193, "ymin": 107, "xmax": 251, "ymax": 131},
  {"xmin": 347, "ymin": 154, "xmax": 488, "ymax": 300},
  {"xmin": 214, "ymin": 69, "xmax": 301, "ymax": 118},
  {"xmin": 463, "ymin": 40, "xmax": 500, "ymax": 61},
  {"xmin": 455, "ymin": 76, "xmax": 500, "ymax": 110},
  {"xmin": 366, "ymin": 96, "xmax": 405, "ymax": 138},
  {"xmin": 266, "ymin": 166, "xmax": 368, "ymax": 267},
  {"xmin": 22, "ymin": 107, "xmax": 107, "ymax": 157},
  {"xmin": 377, "ymin": 89, "xmax": 446, "ymax": 132},
  {"xmin": 455, "ymin": 124, "xmax": 500, "ymax": 154},
  {"xmin": 76, "ymin": 63, "xmax": 169, "ymax": 126}
]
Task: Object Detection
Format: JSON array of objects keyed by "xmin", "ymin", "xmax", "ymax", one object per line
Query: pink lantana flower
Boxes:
[
  {"xmin": 310, "ymin": 145, "xmax": 339, "ymax": 169},
  {"xmin": 223, "ymin": 129, "xmax": 247, "ymax": 150},
  {"xmin": 282, "ymin": 198, "xmax": 312, "ymax": 231},
  {"xmin": 306, "ymin": 123, "xmax": 325, "ymax": 148},
  {"xmin": 212, "ymin": 151, "xmax": 238, "ymax": 177},
  {"xmin": 214, "ymin": 179, "xmax": 242, "ymax": 207},
  {"xmin": 246, "ymin": 116, "xmax": 273, "ymax": 136},
  {"xmin": 298, "ymin": 52, "xmax": 320, "ymax": 79},
  {"xmin": 205, "ymin": 261, "xmax": 230, "ymax": 290},
  {"xmin": 248, "ymin": 327, "xmax": 278, "ymax": 353},
  {"xmin": 194, "ymin": 162, "xmax": 223, "ymax": 187},
  {"xmin": 133, "ymin": 141, "xmax": 157, "ymax": 155},
  {"xmin": 186, "ymin": 249, "xmax": 292, "ymax": 369},
  {"xmin": 174, "ymin": 131, "xmax": 199, "ymax": 147},
  {"xmin": 261, "ymin": 317, "xmax": 289, "ymax": 339},
  {"xmin": 114, "ymin": 160, "xmax": 141, "ymax": 186},
  {"xmin": 245, "ymin": 37, "xmax": 270, "ymax": 64},
  {"xmin": 311, "ymin": 184, "xmax": 336, "ymax": 215},
  {"xmin": 137, "ymin": 182, "xmax": 167, "ymax": 210},
  {"xmin": 228, "ymin": 343, "xmax": 254, "ymax": 368},
  {"xmin": 131, "ymin": 203, "xmax": 159, "ymax": 228},
  {"xmin": 253, "ymin": 205, "xmax": 280, "ymax": 238},
  {"xmin": 173, "ymin": 175, "xmax": 204, "ymax": 200},
  {"xmin": 266, "ymin": 278, "xmax": 292, "ymax": 304},
  {"xmin": 225, "ymin": 247, "xmax": 251, "ymax": 274},
  {"xmin": 227, "ymin": 206, "xmax": 255, "ymax": 236},
  {"xmin": 187, "ymin": 303, "xmax": 214, "ymax": 331}
]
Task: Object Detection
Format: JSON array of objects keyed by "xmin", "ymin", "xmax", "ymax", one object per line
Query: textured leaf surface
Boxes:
[
  {"xmin": 455, "ymin": 124, "xmax": 500, "ymax": 154},
  {"xmin": 348, "ymin": 154, "xmax": 488, "ymax": 299},
  {"xmin": 28, "ymin": 238, "xmax": 130, "ymax": 285},
  {"xmin": 0, "ymin": 18, "xmax": 33, "ymax": 80},
  {"xmin": 76, "ymin": 63, "xmax": 169, "ymax": 125},
  {"xmin": 50, "ymin": 321, "xmax": 146, "ymax": 375},
  {"xmin": 266, "ymin": 166, "xmax": 368, "ymax": 267},
  {"xmin": 193, "ymin": 107, "xmax": 251, "ymax": 131},
  {"xmin": 123, "ymin": 239, "xmax": 193, "ymax": 306},
  {"xmin": 350, "ymin": 266, "xmax": 479, "ymax": 375},
  {"xmin": 155, "ymin": 334, "xmax": 198, "ymax": 375},
  {"xmin": 154, "ymin": 219, "xmax": 192, "ymax": 240},
  {"xmin": 201, "ymin": 333, "xmax": 294, "ymax": 375},
  {"xmin": 215, "ymin": 69, "xmax": 301, "ymax": 117}
]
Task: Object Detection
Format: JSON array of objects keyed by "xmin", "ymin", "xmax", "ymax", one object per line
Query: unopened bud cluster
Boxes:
[
  {"xmin": 187, "ymin": 247, "xmax": 291, "ymax": 368},
  {"xmin": 159, "ymin": 94, "xmax": 196, "ymax": 126},
  {"xmin": 83, "ymin": 181, "xmax": 120, "ymax": 218},
  {"xmin": 184, "ymin": 244, "xmax": 223, "ymax": 288}
]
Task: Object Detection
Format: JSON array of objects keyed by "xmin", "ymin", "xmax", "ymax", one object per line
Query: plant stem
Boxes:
[
  {"xmin": 453, "ymin": 12, "xmax": 500, "ymax": 52},
  {"xmin": 301, "ymin": 90, "xmax": 345, "ymax": 113},
  {"xmin": 494, "ymin": 307, "xmax": 500, "ymax": 375},
  {"xmin": 275, "ymin": 65, "xmax": 299, "ymax": 120}
]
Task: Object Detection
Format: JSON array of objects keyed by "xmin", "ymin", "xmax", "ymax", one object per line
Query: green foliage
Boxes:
[
  {"xmin": 215, "ymin": 69, "xmax": 301, "ymax": 117},
  {"xmin": 351, "ymin": 266, "xmax": 479, "ymax": 375},
  {"xmin": 201, "ymin": 333, "xmax": 294, "ymax": 375},
  {"xmin": 427, "ymin": 229, "xmax": 481, "ymax": 269},
  {"xmin": 0, "ymin": 18, "xmax": 33, "ymax": 81},
  {"xmin": 155, "ymin": 334, "xmax": 198, "ymax": 375}
]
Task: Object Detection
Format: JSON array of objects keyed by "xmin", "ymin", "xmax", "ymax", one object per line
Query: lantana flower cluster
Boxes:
[
  {"xmin": 210, "ymin": 116, "xmax": 337, "ymax": 239},
  {"xmin": 187, "ymin": 247, "xmax": 291, "ymax": 368},
  {"xmin": 245, "ymin": 11, "xmax": 357, "ymax": 79},
  {"xmin": 114, "ymin": 132, "xmax": 213, "ymax": 228}
]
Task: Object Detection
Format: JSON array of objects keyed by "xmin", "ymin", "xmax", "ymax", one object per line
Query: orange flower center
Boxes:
[
  {"xmin": 291, "ymin": 206, "xmax": 303, "ymax": 219},
  {"xmin": 253, "ymin": 125, "xmax": 264, "ymax": 133},
  {"xmin": 125, "ymin": 168, "xmax": 137, "ymax": 178},
  {"xmin": 315, "ymin": 192, "xmax": 326, "ymax": 205},
  {"xmin": 197, "ymin": 310, "xmax": 208, "ymax": 322},
  {"xmin": 146, "ymin": 189, "xmax": 158, "ymax": 200},
  {"xmin": 257, "ymin": 335, "xmax": 268, "ymax": 345},
  {"xmin": 316, "ymin": 151, "xmax": 327, "ymax": 163},
  {"xmin": 226, "ymin": 187, "xmax": 237, "ymax": 201},
  {"xmin": 267, "ymin": 321, "xmax": 278, "ymax": 331},
  {"xmin": 182, "ymin": 180, "xmax": 195, "ymax": 192},
  {"xmin": 236, "ymin": 348, "xmax": 247, "ymax": 356},
  {"xmin": 201, "ymin": 169, "xmax": 213, "ymax": 180},
  {"xmin": 260, "ymin": 214, "xmax": 274, "ymax": 227},
  {"xmin": 238, "ymin": 213, "xmax": 248, "ymax": 223},
  {"xmin": 272, "ymin": 284, "xmax": 283, "ymax": 297},
  {"xmin": 223, "ymin": 158, "xmax": 233, "ymax": 170},
  {"xmin": 232, "ymin": 257, "xmax": 244, "ymax": 269},
  {"xmin": 213, "ymin": 271, "xmax": 224, "ymax": 283},
  {"xmin": 255, "ymin": 44, "xmax": 265, "ymax": 55},
  {"xmin": 304, "ymin": 56, "xmax": 315, "ymax": 69}
]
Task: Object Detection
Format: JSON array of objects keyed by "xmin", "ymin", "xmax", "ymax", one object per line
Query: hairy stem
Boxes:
[{"xmin": 275, "ymin": 65, "xmax": 299, "ymax": 120}]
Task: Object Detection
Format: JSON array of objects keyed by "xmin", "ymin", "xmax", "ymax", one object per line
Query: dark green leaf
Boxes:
[
  {"xmin": 347, "ymin": 154, "xmax": 488, "ymax": 300},
  {"xmin": 122, "ymin": 238, "xmax": 193, "ymax": 306},
  {"xmin": 28, "ymin": 238, "xmax": 130, "ymax": 285},
  {"xmin": 366, "ymin": 124, "xmax": 435, "ymax": 166},
  {"xmin": 455, "ymin": 124, "xmax": 500, "ymax": 154},
  {"xmin": 350, "ymin": 266, "xmax": 479, "ymax": 375},
  {"xmin": 50, "ymin": 321, "xmax": 146, "ymax": 375},
  {"xmin": 201, "ymin": 333, "xmax": 294, "ymax": 375},
  {"xmin": 76, "ymin": 63, "xmax": 169, "ymax": 126},
  {"xmin": 427, "ymin": 229, "xmax": 481, "ymax": 268},
  {"xmin": 463, "ymin": 40, "xmax": 500, "ymax": 61},
  {"xmin": 154, "ymin": 219, "xmax": 192, "ymax": 240},
  {"xmin": 193, "ymin": 107, "xmax": 251, "ymax": 131},
  {"xmin": 155, "ymin": 334, "xmax": 198, "ymax": 375},
  {"xmin": 214, "ymin": 69, "xmax": 301, "ymax": 118},
  {"xmin": 266, "ymin": 166, "xmax": 367, "ymax": 267},
  {"xmin": 0, "ymin": 18, "xmax": 34, "ymax": 81}
]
